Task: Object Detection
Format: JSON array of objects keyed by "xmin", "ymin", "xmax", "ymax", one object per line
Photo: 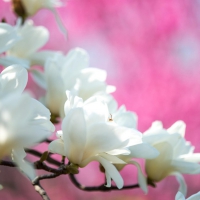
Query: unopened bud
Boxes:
[{"xmin": 11, "ymin": 0, "xmax": 27, "ymax": 22}]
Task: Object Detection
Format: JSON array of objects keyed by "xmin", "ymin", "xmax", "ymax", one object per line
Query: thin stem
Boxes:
[
  {"xmin": 25, "ymin": 148, "xmax": 60, "ymax": 166},
  {"xmin": 32, "ymin": 173, "xmax": 59, "ymax": 200},
  {"xmin": 0, "ymin": 160, "xmax": 16, "ymax": 167},
  {"xmin": 69, "ymin": 174, "xmax": 140, "ymax": 192}
]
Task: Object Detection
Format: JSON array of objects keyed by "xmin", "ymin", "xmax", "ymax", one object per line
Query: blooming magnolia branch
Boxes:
[{"xmin": 1, "ymin": 0, "xmax": 200, "ymax": 200}]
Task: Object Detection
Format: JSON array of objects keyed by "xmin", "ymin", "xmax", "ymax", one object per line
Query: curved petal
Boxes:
[
  {"xmin": 30, "ymin": 50, "xmax": 62, "ymax": 66},
  {"xmin": 96, "ymin": 156, "xmax": 123, "ymax": 189},
  {"xmin": 145, "ymin": 141, "xmax": 173, "ymax": 182},
  {"xmin": 85, "ymin": 123, "xmax": 142, "ymax": 159},
  {"xmin": 83, "ymin": 97, "xmax": 109, "ymax": 125},
  {"xmin": 9, "ymin": 21, "xmax": 49, "ymax": 58},
  {"xmin": 180, "ymin": 153, "xmax": 200, "ymax": 163},
  {"xmin": 167, "ymin": 121, "xmax": 186, "ymax": 137},
  {"xmin": 0, "ymin": 56, "xmax": 30, "ymax": 68},
  {"xmin": 30, "ymin": 69, "xmax": 46, "ymax": 89},
  {"xmin": 12, "ymin": 148, "xmax": 36, "ymax": 180},
  {"xmin": 44, "ymin": 58, "xmax": 66, "ymax": 115},
  {"xmin": 171, "ymin": 160, "xmax": 200, "ymax": 174},
  {"xmin": 63, "ymin": 47, "xmax": 89, "ymax": 74},
  {"xmin": 64, "ymin": 90, "xmax": 83, "ymax": 115},
  {"xmin": 175, "ymin": 192, "xmax": 185, "ymax": 200},
  {"xmin": 107, "ymin": 148, "xmax": 131, "ymax": 156},
  {"xmin": 128, "ymin": 160, "xmax": 148, "ymax": 193},
  {"xmin": 100, "ymin": 153, "xmax": 126, "ymax": 164},
  {"xmin": 188, "ymin": 192, "xmax": 200, "ymax": 200},
  {"xmin": 129, "ymin": 142, "xmax": 159, "ymax": 159},
  {"xmin": 170, "ymin": 172, "xmax": 187, "ymax": 197},
  {"xmin": 62, "ymin": 108, "xmax": 87, "ymax": 165},
  {"xmin": 0, "ymin": 65, "xmax": 27, "ymax": 96},
  {"xmin": 113, "ymin": 111, "xmax": 138, "ymax": 129},
  {"xmin": 51, "ymin": 8, "xmax": 67, "ymax": 38},
  {"xmin": 0, "ymin": 23, "xmax": 19, "ymax": 54},
  {"xmin": 48, "ymin": 139, "xmax": 65, "ymax": 156},
  {"xmin": 105, "ymin": 171, "xmax": 112, "ymax": 187}
]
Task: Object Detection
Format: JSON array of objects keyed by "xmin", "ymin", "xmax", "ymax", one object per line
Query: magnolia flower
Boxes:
[
  {"xmin": 43, "ymin": 47, "xmax": 115, "ymax": 117},
  {"xmin": 96, "ymin": 94, "xmax": 159, "ymax": 193},
  {"xmin": 175, "ymin": 191, "xmax": 200, "ymax": 200},
  {"xmin": 4, "ymin": 0, "xmax": 66, "ymax": 37},
  {"xmin": 0, "ymin": 23, "xmax": 19, "ymax": 54},
  {"xmin": 0, "ymin": 20, "xmax": 56, "ymax": 69},
  {"xmin": 4, "ymin": 0, "xmax": 61, "ymax": 16},
  {"xmin": 0, "ymin": 65, "xmax": 55, "ymax": 179},
  {"xmin": 143, "ymin": 121, "xmax": 200, "ymax": 196},
  {"xmin": 49, "ymin": 92, "xmax": 143, "ymax": 189}
]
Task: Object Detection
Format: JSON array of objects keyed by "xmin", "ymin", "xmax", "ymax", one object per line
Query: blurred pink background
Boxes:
[{"xmin": 1, "ymin": 0, "xmax": 200, "ymax": 199}]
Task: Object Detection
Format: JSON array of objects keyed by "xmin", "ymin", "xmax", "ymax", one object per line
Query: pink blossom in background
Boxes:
[{"xmin": 1, "ymin": 0, "xmax": 200, "ymax": 200}]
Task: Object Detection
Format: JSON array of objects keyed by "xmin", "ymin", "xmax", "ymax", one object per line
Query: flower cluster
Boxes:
[{"xmin": 0, "ymin": 1, "xmax": 200, "ymax": 200}]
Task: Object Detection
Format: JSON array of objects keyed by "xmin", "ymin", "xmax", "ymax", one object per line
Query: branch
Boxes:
[
  {"xmin": 69, "ymin": 174, "xmax": 140, "ymax": 192},
  {"xmin": 32, "ymin": 173, "xmax": 60, "ymax": 200},
  {"xmin": 25, "ymin": 148, "xmax": 60, "ymax": 166},
  {"xmin": 0, "ymin": 160, "xmax": 16, "ymax": 167}
]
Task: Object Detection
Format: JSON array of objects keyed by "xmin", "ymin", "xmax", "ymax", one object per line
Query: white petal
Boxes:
[
  {"xmin": 188, "ymin": 192, "xmax": 200, "ymax": 200},
  {"xmin": 62, "ymin": 108, "xmax": 87, "ymax": 165},
  {"xmin": 100, "ymin": 153, "xmax": 126, "ymax": 164},
  {"xmin": 171, "ymin": 173, "xmax": 187, "ymax": 197},
  {"xmin": 30, "ymin": 50, "xmax": 62, "ymax": 66},
  {"xmin": 44, "ymin": 58, "xmax": 66, "ymax": 115},
  {"xmin": 63, "ymin": 47, "xmax": 89, "ymax": 73},
  {"xmin": 171, "ymin": 160, "xmax": 200, "ymax": 174},
  {"xmin": 105, "ymin": 171, "xmax": 112, "ymax": 187},
  {"xmin": 107, "ymin": 148, "xmax": 131, "ymax": 156},
  {"xmin": 64, "ymin": 90, "xmax": 83, "ymax": 115},
  {"xmin": 85, "ymin": 123, "xmax": 142, "ymax": 158},
  {"xmin": 179, "ymin": 154, "xmax": 200, "ymax": 163},
  {"xmin": 51, "ymin": 8, "xmax": 67, "ymax": 38},
  {"xmin": 113, "ymin": 110, "xmax": 138, "ymax": 129},
  {"xmin": 0, "ymin": 56, "xmax": 30, "ymax": 68},
  {"xmin": 129, "ymin": 142, "xmax": 159, "ymax": 159},
  {"xmin": 30, "ymin": 69, "xmax": 46, "ymax": 89},
  {"xmin": 175, "ymin": 191, "xmax": 185, "ymax": 200},
  {"xmin": 83, "ymin": 97, "xmax": 109, "ymax": 125},
  {"xmin": 167, "ymin": 121, "xmax": 186, "ymax": 137},
  {"xmin": 0, "ymin": 65, "xmax": 27, "ymax": 96},
  {"xmin": 145, "ymin": 141, "xmax": 173, "ymax": 182},
  {"xmin": 0, "ymin": 23, "xmax": 19, "ymax": 54},
  {"xmin": 12, "ymin": 148, "xmax": 36, "ymax": 180},
  {"xmin": 95, "ymin": 156, "xmax": 123, "ymax": 189},
  {"xmin": 9, "ymin": 21, "xmax": 49, "ymax": 58},
  {"xmin": 128, "ymin": 160, "xmax": 148, "ymax": 193},
  {"xmin": 48, "ymin": 139, "xmax": 65, "ymax": 156}
]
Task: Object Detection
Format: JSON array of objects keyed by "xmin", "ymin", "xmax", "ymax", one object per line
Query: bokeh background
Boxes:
[{"xmin": 1, "ymin": 0, "xmax": 200, "ymax": 199}]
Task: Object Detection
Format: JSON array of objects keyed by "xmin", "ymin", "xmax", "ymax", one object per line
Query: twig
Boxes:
[
  {"xmin": 32, "ymin": 173, "xmax": 60, "ymax": 200},
  {"xmin": 69, "ymin": 174, "xmax": 140, "ymax": 192},
  {"xmin": 25, "ymin": 148, "xmax": 60, "ymax": 166},
  {"xmin": 0, "ymin": 160, "xmax": 16, "ymax": 167}
]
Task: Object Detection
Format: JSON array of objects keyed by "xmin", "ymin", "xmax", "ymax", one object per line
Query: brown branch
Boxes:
[
  {"xmin": 25, "ymin": 148, "xmax": 60, "ymax": 166},
  {"xmin": 32, "ymin": 173, "xmax": 60, "ymax": 200},
  {"xmin": 69, "ymin": 174, "xmax": 140, "ymax": 192},
  {"xmin": 0, "ymin": 160, "xmax": 16, "ymax": 167}
]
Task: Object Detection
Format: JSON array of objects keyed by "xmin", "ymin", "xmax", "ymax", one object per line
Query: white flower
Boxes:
[
  {"xmin": 98, "ymin": 95, "xmax": 159, "ymax": 193},
  {"xmin": 0, "ymin": 23, "xmax": 20, "ymax": 54},
  {"xmin": 4, "ymin": 0, "xmax": 67, "ymax": 37},
  {"xmin": 143, "ymin": 121, "xmax": 200, "ymax": 196},
  {"xmin": 175, "ymin": 191, "xmax": 200, "ymax": 200},
  {"xmin": 0, "ymin": 20, "xmax": 57, "ymax": 69},
  {"xmin": 44, "ymin": 47, "xmax": 115, "ymax": 117},
  {"xmin": 4, "ymin": 0, "xmax": 62, "ymax": 16},
  {"xmin": 49, "ymin": 92, "xmax": 142, "ymax": 189},
  {"xmin": 0, "ymin": 65, "xmax": 55, "ymax": 179}
]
